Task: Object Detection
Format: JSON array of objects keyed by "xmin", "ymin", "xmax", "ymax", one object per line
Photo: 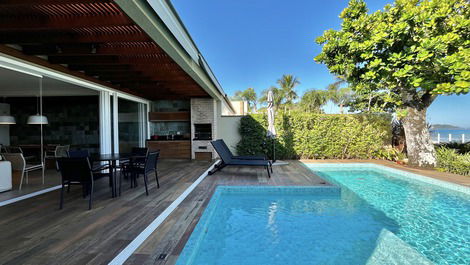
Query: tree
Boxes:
[
  {"xmin": 347, "ymin": 90, "xmax": 400, "ymax": 113},
  {"xmin": 327, "ymin": 78, "xmax": 354, "ymax": 114},
  {"xmin": 300, "ymin": 89, "xmax": 329, "ymax": 113},
  {"xmin": 233, "ymin": 87, "xmax": 258, "ymax": 112},
  {"xmin": 315, "ymin": 0, "xmax": 469, "ymax": 167},
  {"xmin": 259, "ymin": 86, "xmax": 284, "ymax": 111},
  {"xmin": 277, "ymin": 74, "xmax": 300, "ymax": 111}
]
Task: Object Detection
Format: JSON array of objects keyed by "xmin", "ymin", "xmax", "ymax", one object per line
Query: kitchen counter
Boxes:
[
  {"xmin": 147, "ymin": 140, "xmax": 191, "ymax": 159},
  {"xmin": 147, "ymin": 139, "xmax": 190, "ymax": 142}
]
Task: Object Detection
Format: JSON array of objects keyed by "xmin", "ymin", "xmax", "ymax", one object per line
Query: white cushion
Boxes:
[{"xmin": 0, "ymin": 161, "xmax": 12, "ymax": 192}]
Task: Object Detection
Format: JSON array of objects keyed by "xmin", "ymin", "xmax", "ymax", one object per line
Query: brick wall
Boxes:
[{"xmin": 190, "ymin": 98, "xmax": 218, "ymax": 159}]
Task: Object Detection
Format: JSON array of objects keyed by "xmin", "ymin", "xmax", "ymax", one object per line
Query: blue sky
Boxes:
[{"xmin": 172, "ymin": 0, "xmax": 470, "ymax": 128}]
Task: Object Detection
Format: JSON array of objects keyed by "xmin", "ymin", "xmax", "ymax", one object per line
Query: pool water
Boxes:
[
  {"xmin": 176, "ymin": 187, "xmax": 432, "ymax": 265},
  {"xmin": 176, "ymin": 164, "xmax": 469, "ymax": 265},
  {"xmin": 307, "ymin": 164, "xmax": 470, "ymax": 265}
]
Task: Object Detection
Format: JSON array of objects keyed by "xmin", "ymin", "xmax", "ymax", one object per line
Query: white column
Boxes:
[
  {"xmin": 462, "ymin": 134, "xmax": 465, "ymax": 144},
  {"xmin": 99, "ymin": 91, "xmax": 112, "ymax": 154},
  {"xmin": 146, "ymin": 102, "xmax": 151, "ymax": 140},
  {"xmin": 437, "ymin": 133, "xmax": 440, "ymax": 144},
  {"xmin": 112, "ymin": 93, "xmax": 119, "ymax": 154},
  {"xmin": 138, "ymin": 103, "xmax": 147, "ymax": 147},
  {"xmin": 448, "ymin": 134, "xmax": 452, "ymax": 142}
]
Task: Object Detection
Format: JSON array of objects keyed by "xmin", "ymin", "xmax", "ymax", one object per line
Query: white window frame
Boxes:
[{"xmin": 0, "ymin": 53, "xmax": 151, "ymax": 155}]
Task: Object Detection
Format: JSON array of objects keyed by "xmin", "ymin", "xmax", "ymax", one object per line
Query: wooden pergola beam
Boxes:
[
  {"xmin": 22, "ymin": 43, "xmax": 164, "ymax": 56},
  {"xmin": 87, "ymin": 71, "xmax": 143, "ymax": 78},
  {"xmin": 48, "ymin": 55, "xmax": 177, "ymax": 66},
  {"xmin": 68, "ymin": 64, "xmax": 132, "ymax": 72},
  {"xmin": 0, "ymin": 0, "xmax": 111, "ymax": 6},
  {"xmin": 0, "ymin": 32, "xmax": 149, "ymax": 44},
  {"xmin": 0, "ymin": 14, "xmax": 132, "ymax": 31}
]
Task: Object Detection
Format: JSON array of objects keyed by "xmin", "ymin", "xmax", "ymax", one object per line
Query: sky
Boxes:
[{"xmin": 171, "ymin": 0, "xmax": 470, "ymax": 128}]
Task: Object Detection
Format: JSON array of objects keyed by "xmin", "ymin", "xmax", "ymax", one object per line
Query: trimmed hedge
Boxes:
[{"xmin": 236, "ymin": 112, "xmax": 392, "ymax": 160}]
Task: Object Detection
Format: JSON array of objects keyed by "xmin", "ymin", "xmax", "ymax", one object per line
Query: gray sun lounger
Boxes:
[
  {"xmin": 218, "ymin": 139, "xmax": 267, "ymax": 161},
  {"xmin": 209, "ymin": 139, "xmax": 272, "ymax": 178},
  {"xmin": 216, "ymin": 139, "xmax": 272, "ymax": 171}
]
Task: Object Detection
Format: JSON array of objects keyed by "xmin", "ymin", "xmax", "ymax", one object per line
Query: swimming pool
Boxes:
[
  {"xmin": 176, "ymin": 186, "xmax": 436, "ymax": 265},
  {"xmin": 307, "ymin": 163, "xmax": 470, "ymax": 265}
]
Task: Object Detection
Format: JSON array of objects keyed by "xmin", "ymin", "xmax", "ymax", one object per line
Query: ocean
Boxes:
[{"xmin": 429, "ymin": 129, "xmax": 470, "ymax": 143}]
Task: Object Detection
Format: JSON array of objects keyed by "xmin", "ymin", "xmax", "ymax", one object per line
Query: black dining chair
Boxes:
[
  {"xmin": 68, "ymin": 149, "xmax": 110, "ymax": 171},
  {"xmin": 120, "ymin": 147, "xmax": 149, "ymax": 178},
  {"xmin": 67, "ymin": 150, "xmax": 90, "ymax": 158},
  {"xmin": 67, "ymin": 150, "xmax": 113, "ymax": 195},
  {"xmin": 127, "ymin": 151, "xmax": 160, "ymax": 196},
  {"xmin": 57, "ymin": 157, "xmax": 95, "ymax": 210}
]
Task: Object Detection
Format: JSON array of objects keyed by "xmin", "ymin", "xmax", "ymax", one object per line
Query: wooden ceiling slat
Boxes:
[
  {"xmin": 49, "ymin": 55, "xmax": 180, "ymax": 68},
  {"xmin": 68, "ymin": 64, "xmax": 131, "ymax": 72},
  {"xmin": 0, "ymin": 0, "xmax": 209, "ymax": 99},
  {"xmin": 0, "ymin": 0, "xmax": 112, "ymax": 6},
  {"xmin": 0, "ymin": 31, "xmax": 149, "ymax": 44},
  {"xmin": 0, "ymin": 14, "xmax": 132, "ymax": 31}
]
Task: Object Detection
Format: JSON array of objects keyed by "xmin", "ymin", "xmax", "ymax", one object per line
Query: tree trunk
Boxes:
[
  {"xmin": 339, "ymin": 104, "xmax": 344, "ymax": 114},
  {"xmin": 401, "ymin": 107, "xmax": 436, "ymax": 168}
]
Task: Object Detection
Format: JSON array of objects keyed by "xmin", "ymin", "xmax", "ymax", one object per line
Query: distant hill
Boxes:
[{"xmin": 430, "ymin": 124, "xmax": 463, "ymax": 130}]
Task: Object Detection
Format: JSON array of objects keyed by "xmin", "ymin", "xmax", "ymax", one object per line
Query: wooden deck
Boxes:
[
  {"xmin": 1, "ymin": 159, "xmax": 466, "ymax": 265},
  {"xmin": 0, "ymin": 159, "xmax": 213, "ymax": 265}
]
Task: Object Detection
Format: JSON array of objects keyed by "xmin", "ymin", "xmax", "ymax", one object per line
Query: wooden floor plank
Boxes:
[{"xmin": 0, "ymin": 159, "xmax": 212, "ymax": 265}]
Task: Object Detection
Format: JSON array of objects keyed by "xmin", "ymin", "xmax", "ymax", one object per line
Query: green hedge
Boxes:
[
  {"xmin": 236, "ymin": 112, "xmax": 392, "ymax": 159},
  {"xmin": 436, "ymin": 147, "xmax": 470, "ymax": 176}
]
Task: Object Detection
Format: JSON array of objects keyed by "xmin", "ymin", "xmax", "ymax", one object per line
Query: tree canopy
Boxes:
[
  {"xmin": 300, "ymin": 89, "xmax": 329, "ymax": 113},
  {"xmin": 232, "ymin": 87, "xmax": 257, "ymax": 112},
  {"xmin": 315, "ymin": 0, "xmax": 469, "ymax": 110},
  {"xmin": 277, "ymin": 74, "xmax": 300, "ymax": 109},
  {"xmin": 315, "ymin": 0, "xmax": 470, "ymax": 167}
]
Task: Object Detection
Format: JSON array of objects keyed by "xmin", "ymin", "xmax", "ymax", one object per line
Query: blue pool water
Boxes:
[
  {"xmin": 308, "ymin": 164, "xmax": 470, "ymax": 265},
  {"xmin": 176, "ymin": 165, "xmax": 469, "ymax": 265}
]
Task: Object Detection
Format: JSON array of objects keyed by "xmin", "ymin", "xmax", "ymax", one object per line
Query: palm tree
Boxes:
[
  {"xmin": 277, "ymin": 74, "xmax": 300, "ymax": 111},
  {"xmin": 259, "ymin": 86, "xmax": 283, "ymax": 111},
  {"xmin": 300, "ymin": 89, "xmax": 329, "ymax": 113},
  {"xmin": 327, "ymin": 77, "xmax": 353, "ymax": 114}
]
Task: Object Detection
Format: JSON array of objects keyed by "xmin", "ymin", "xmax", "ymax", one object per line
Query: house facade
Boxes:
[{"xmin": 0, "ymin": 0, "xmax": 235, "ymax": 167}]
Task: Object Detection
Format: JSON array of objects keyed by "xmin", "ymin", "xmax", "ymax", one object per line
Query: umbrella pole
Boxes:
[{"xmin": 272, "ymin": 137, "xmax": 276, "ymax": 162}]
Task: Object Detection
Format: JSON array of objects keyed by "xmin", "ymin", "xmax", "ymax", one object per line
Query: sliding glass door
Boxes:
[{"xmin": 117, "ymin": 97, "xmax": 147, "ymax": 153}]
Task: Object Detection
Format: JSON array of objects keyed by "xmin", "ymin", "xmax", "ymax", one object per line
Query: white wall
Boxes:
[{"xmin": 218, "ymin": 116, "xmax": 243, "ymax": 155}]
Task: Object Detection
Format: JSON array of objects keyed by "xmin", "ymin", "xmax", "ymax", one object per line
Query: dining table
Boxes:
[{"xmin": 91, "ymin": 153, "xmax": 131, "ymax": 198}]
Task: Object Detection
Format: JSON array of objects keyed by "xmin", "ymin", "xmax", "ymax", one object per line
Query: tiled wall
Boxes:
[
  {"xmin": 7, "ymin": 96, "xmax": 100, "ymax": 153},
  {"xmin": 149, "ymin": 100, "xmax": 191, "ymax": 138}
]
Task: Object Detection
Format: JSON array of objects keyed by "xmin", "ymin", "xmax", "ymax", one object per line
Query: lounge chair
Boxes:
[
  {"xmin": 215, "ymin": 139, "xmax": 273, "ymax": 171},
  {"xmin": 210, "ymin": 140, "xmax": 271, "ymax": 178}
]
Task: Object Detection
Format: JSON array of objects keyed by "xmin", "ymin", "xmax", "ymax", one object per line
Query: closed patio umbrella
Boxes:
[
  {"xmin": 266, "ymin": 89, "xmax": 287, "ymax": 165},
  {"xmin": 266, "ymin": 89, "xmax": 276, "ymax": 139},
  {"xmin": 266, "ymin": 89, "xmax": 276, "ymax": 162}
]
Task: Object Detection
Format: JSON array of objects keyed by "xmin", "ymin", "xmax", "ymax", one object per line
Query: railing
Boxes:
[{"xmin": 432, "ymin": 133, "xmax": 468, "ymax": 144}]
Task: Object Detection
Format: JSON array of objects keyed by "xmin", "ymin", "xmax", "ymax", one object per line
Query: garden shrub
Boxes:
[
  {"xmin": 236, "ymin": 112, "xmax": 392, "ymax": 160},
  {"xmin": 436, "ymin": 142, "xmax": 470, "ymax": 154},
  {"xmin": 436, "ymin": 147, "xmax": 470, "ymax": 176}
]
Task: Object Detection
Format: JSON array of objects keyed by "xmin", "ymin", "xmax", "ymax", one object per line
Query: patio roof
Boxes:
[{"xmin": 0, "ymin": 0, "xmax": 231, "ymax": 104}]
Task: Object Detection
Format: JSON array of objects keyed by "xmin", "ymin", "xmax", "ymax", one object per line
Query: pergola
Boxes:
[{"xmin": 0, "ymin": 0, "xmax": 209, "ymax": 99}]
